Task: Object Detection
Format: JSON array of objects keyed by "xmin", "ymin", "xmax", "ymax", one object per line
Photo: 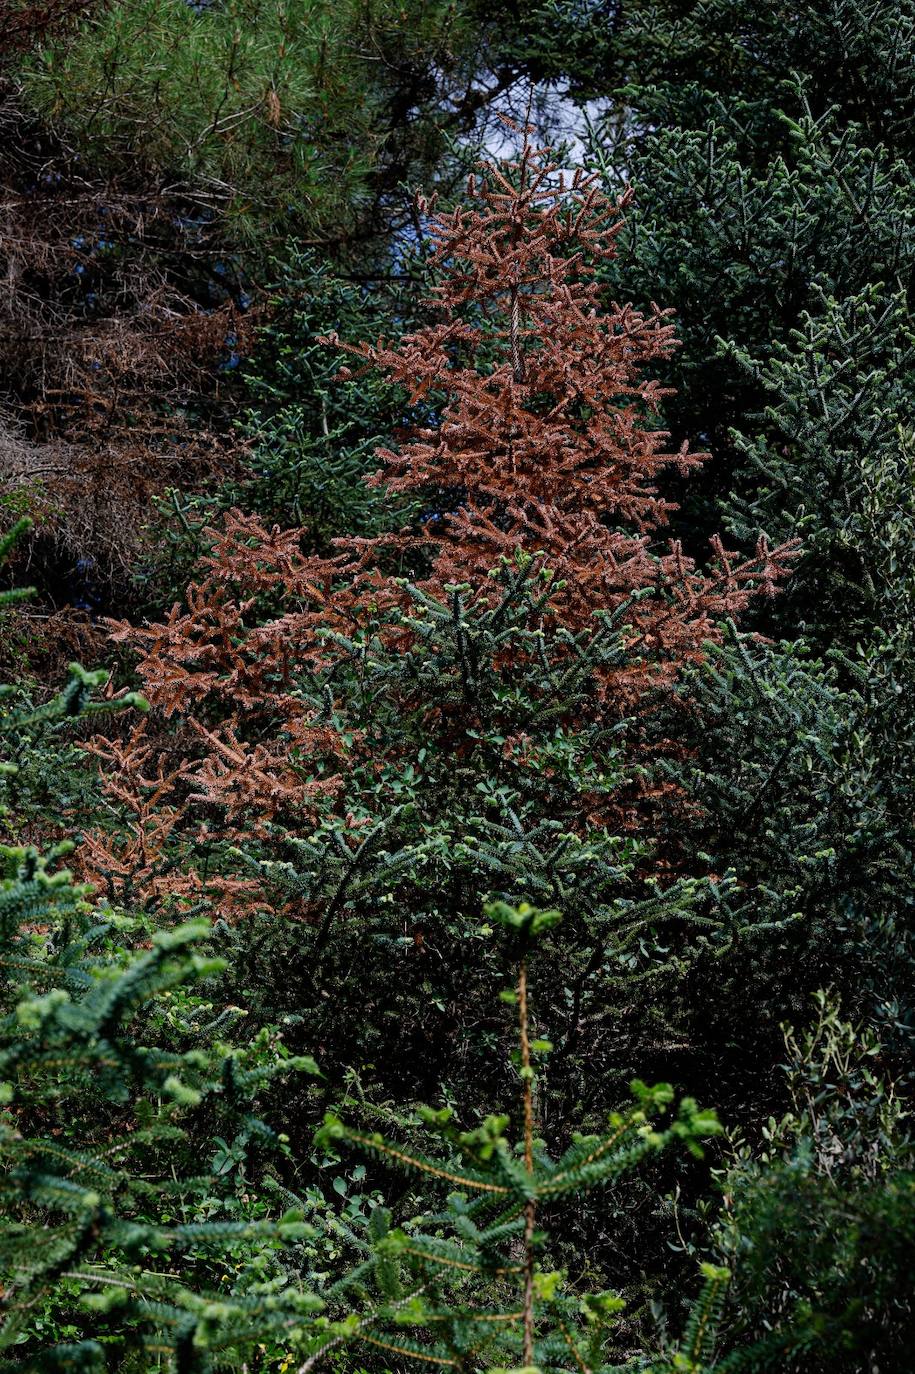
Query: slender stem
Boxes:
[
  {"xmin": 518, "ymin": 954, "xmax": 536, "ymax": 1366},
  {"xmin": 519, "ymin": 957, "xmax": 534, "ymax": 1173},
  {"xmin": 508, "ymin": 142, "xmax": 527, "ymax": 387},
  {"xmin": 509, "ymin": 283, "xmax": 524, "ymax": 384}
]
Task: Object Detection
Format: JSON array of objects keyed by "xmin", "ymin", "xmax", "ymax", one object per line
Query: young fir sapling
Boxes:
[{"xmin": 305, "ymin": 900, "xmax": 731, "ymax": 1374}]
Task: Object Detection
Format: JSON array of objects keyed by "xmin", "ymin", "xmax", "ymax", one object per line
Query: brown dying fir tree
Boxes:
[
  {"xmin": 328, "ymin": 116, "xmax": 797, "ymax": 704},
  {"xmin": 84, "ymin": 121, "xmax": 797, "ymax": 908}
]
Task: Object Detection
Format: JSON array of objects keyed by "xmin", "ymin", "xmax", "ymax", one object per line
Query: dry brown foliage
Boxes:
[
  {"xmin": 84, "ymin": 124, "xmax": 798, "ymax": 911},
  {"xmin": 328, "ymin": 120, "xmax": 797, "ymax": 701},
  {"xmin": 0, "ymin": 83, "xmax": 252, "ymax": 597},
  {"xmin": 0, "ymin": 0, "xmax": 91, "ymax": 55}
]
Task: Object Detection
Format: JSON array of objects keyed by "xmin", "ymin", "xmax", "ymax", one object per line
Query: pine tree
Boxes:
[
  {"xmin": 18, "ymin": 0, "xmax": 494, "ymax": 248},
  {"xmin": 0, "ymin": 0, "xmax": 507, "ymax": 613},
  {"xmin": 0, "ymin": 64, "xmax": 250, "ymax": 603}
]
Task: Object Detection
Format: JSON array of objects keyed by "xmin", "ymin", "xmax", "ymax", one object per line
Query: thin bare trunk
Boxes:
[{"xmin": 519, "ymin": 955, "xmax": 536, "ymax": 1367}]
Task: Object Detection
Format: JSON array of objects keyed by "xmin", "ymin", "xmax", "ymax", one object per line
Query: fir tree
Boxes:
[
  {"xmin": 711, "ymin": 994, "xmax": 915, "ymax": 1371},
  {"xmin": 0, "ymin": 877, "xmax": 323, "ymax": 1371},
  {"xmin": 234, "ymin": 248, "xmax": 422, "ymax": 545},
  {"xmin": 79, "ymin": 127, "xmax": 799, "ymax": 1192},
  {"xmin": 0, "ymin": 518, "xmax": 325, "ymax": 1371},
  {"xmin": 329, "ymin": 118, "xmax": 794, "ymax": 667},
  {"xmin": 574, "ymin": 0, "xmax": 915, "ymax": 1053},
  {"xmin": 100, "ymin": 125, "xmax": 795, "ymax": 874},
  {"xmin": 304, "ymin": 899, "xmax": 733, "ymax": 1374}
]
